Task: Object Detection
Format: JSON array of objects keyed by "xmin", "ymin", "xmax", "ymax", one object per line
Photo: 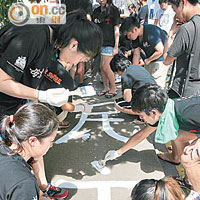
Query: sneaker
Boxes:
[{"xmin": 43, "ymin": 184, "xmax": 68, "ymax": 200}]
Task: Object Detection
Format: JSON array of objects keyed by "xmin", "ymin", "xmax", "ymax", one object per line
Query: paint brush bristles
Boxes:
[
  {"xmin": 96, "ymin": 160, "xmax": 106, "ymax": 169},
  {"xmin": 91, "ymin": 160, "xmax": 111, "ymax": 174}
]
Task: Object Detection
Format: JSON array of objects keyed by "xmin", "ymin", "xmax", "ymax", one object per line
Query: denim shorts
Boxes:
[{"xmin": 101, "ymin": 46, "xmax": 113, "ymax": 56}]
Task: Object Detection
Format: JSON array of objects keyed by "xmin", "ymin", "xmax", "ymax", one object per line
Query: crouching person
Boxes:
[
  {"xmin": 105, "ymin": 84, "xmax": 199, "ymax": 166},
  {"xmin": 0, "ymin": 103, "xmax": 68, "ymax": 200},
  {"xmin": 110, "ymin": 53, "xmax": 156, "ymax": 117}
]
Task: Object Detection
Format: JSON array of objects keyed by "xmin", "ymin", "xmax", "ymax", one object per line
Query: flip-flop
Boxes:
[
  {"xmin": 105, "ymin": 91, "xmax": 117, "ymax": 98},
  {"xmin": 97, "ymin": 90, "xmax": 109, "ymax": 96},
  {"xmin": 157, "ymin": 152, "xmax": 180, "ymax": 165}
]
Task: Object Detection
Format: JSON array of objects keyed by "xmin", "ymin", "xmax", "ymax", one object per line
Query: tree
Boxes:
[{"xmin": 0, "ymin": 0, "xmax": 40, "ymax": 27}]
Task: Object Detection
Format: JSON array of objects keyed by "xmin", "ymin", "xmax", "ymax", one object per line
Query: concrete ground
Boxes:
[{"xmin": 44, "ymin": 76, "xmax": 179, "ymax": 200}]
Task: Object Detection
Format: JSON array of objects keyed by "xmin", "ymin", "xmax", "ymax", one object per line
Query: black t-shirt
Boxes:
[
  {"xmin": 174, "ymin": 96, "xmax": 200, "ymax": 132},
  {"xmin": 0, "ymin": 24, "xmax": 51, "ymax": 115},
  {"xmin": 168, "ymin": 15, "xmax": 200, "ymax": 97},
  {"xmin": 39, "ymin": 59, "xmax": 74, "ymax": 115},
  {"xmin": 131, "ymin": 24, "xmax": 166, "ymax": 61},
  {"xmin": 39, "ymin": 59, "xmax": 74, "ymax": 91},
  {"xmin": 121, "ymin": 65, "xmax": 156, "ymax": 94},
  {"xmin": 0, "ymin": 145, "xmax": 40, "ymax": 200},
  {"xmin": 92, "ymin": 5, "xmax": 121, "ymax": 47}
]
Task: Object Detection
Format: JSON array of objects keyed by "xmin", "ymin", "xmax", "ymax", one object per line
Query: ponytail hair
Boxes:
[
  {"xmin": 51, "ymin": 9, "xmax": 103, "ymax": 58},
  {"xmin": 0, "ymin": 102, "xmax": 59, "ymax": 155},
  {"xmin": 131, "ymin": 177, "xmax": 185, "ymax": 200}
]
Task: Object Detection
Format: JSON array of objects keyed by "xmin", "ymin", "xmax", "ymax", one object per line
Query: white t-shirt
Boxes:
[{"xmin": 155, "ymin": 5, "xmax": 175, "ymax": 33}]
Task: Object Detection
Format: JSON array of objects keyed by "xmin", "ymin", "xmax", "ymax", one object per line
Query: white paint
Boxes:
[
  {"xmin": 102, "ymin": 113, "xmax": 129, "ymax": 143},
  {"xmin": 56, "ymin": 179, "xmax": 138, "ymax": 189},
  {"xmin": 55, "ymin": 179, "xmax": 138, "ymax": 200},
  {"xmin": 55, "ymin": 102, "xmax": 128, "ymax": 144},
  {"xmin": 55, "ymin": 113, "xmax": 89, "ymax": 144},
  {"xmin": 91, "ymin": 160, "xmax": 111, "ymax": 175}
]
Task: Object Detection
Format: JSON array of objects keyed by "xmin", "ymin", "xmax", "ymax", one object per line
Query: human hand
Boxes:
[
  {"xmin": 73, "ymin": 104, "xmax": 93, "ymax": 113},
  {"xmin": 169, "ymin": 15, "xmax": 183, "ymax": 36},
  {"xmin": 184, "ymin": 138, "xmax": 200, "ymax": 160},
  {"xmin": 144, "ymin": 58, "xmax": 151, "ymax": 65},
  {"xmin": 83, "ymin": 104, "xmax": 93, "ymax": 113},
  {"xmin": 38, "ymin": 88, "xmax": 69, "ymax": 107},
  {"xmin": 104, "ymin": 150, "xmax": 121, "ymax": 161},
  {"xmin": 112, "ymin": 47, "xmax": 118, "ymax": 56}
]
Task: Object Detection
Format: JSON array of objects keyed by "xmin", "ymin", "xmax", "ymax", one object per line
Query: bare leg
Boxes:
[{"xmin": 101, "ymin": 55, "xmax": 116, "ymax": 93}]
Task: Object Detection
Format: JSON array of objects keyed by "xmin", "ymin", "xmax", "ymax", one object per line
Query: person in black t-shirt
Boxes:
[
  {"xmin": 39, "ymin": 56, "xmax": 93, "ymax": 125},
  {"xmin": 0, "ymin": 102, "xmax": 68, "ymax": 200},
  {"xmin": 0, "ymin": 10, "xmax": 102, "ymax": 117},
  {"xmin": 110, "ymin": 53, "xmax": 156, "ymax": 115},
  {"xmin": 120, "ymin": 16, "xmax": 168, "ymax": 88},
  {"xmin": 128, "ymin": 3, "xmax": 137, "ymax": 16},
  {"xmin": 0, "ymin": 10, "xmax": 103, "ymax": 199},
  {"xmin": 92, "ymin": 0, "xmax": 121, "ymax": 98}
]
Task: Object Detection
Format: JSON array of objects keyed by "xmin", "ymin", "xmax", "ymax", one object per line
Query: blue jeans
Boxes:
[{"xmin": 101, "ymin": 46, "xmax": 113, "ymax": 56}]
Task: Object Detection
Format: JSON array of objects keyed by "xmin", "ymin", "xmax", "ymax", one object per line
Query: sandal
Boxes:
[
  {"xmin": 97, "ymin": 90, "xmax": 108, "ymax": 96},
  {"xmin": 105, "ymin": 91, "xmax": 118, "ymax": 98}
]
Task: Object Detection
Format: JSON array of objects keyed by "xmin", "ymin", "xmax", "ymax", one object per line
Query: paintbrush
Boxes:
[
  {"xmin": 91, "ymin": 160, "xmax": 111, "ymax": 175},
  {"xmin": 96, "ymin": 159, "xmax": 106, "ymax": 169}
]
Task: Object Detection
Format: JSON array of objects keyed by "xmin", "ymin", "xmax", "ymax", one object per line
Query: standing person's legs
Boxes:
[
  {"xmin": 101, "ymin": 55, "xmax": 116, "ymax": 94},
  {"xmin": 145, "ymin": 62, "xmax": 169, "ymax": 89},
  {"xmin": 98, "ymin": 47, "xmax": 116, "ymax": 97}
]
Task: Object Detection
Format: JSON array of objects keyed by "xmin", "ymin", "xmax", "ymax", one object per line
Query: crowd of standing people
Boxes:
[{"xmin": 0, "ymin": 0, "xmax": 200, "ymax": 199}]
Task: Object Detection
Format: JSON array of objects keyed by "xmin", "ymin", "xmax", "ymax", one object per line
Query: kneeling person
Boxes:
[
  {"xmin": 110, "ymin": 53, "xmax": 156, "ymax": 115},
  {"xmin": 105, "ymin": 84, "xmax": 199, "ymax": 167}
]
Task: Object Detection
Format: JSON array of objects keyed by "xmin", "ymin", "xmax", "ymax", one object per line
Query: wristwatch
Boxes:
[{"xmin": 166, "ymin": 34, "xmax": 175, "ymax": 40}]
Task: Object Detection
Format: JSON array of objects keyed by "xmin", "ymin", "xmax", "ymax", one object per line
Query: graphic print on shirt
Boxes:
[
  {"xmin": 159, "ymin": 14, "xmax": 169, "ymax": 27},
  {"xmin": 30, "ymin": 68, "xmax": 44, "ymax": 78},
  {"xmin": 143, "ymin": 41, "xmax": 150, "ymax": 48},
  {"xmin": 14, "ymin": 56, "xmax": 27, "ymax": 70}
]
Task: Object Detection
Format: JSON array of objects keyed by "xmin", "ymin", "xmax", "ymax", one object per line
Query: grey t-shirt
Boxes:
[
  {"xmin": 138, "ymin": 5, "xmax": 149, "ymax": 24},
  {"xmin": 168, "ymin": 15, "xmax": 200, "ymax": 97}
]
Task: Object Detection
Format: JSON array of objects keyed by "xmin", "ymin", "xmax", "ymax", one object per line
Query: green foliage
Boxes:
[
  {"xmin": 0, "ymin": 0, "xmax": 18, "ymax": 26},
  {"xmin": 0, "ymin": 0, "xmax": 41, "ymax": 27}
]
